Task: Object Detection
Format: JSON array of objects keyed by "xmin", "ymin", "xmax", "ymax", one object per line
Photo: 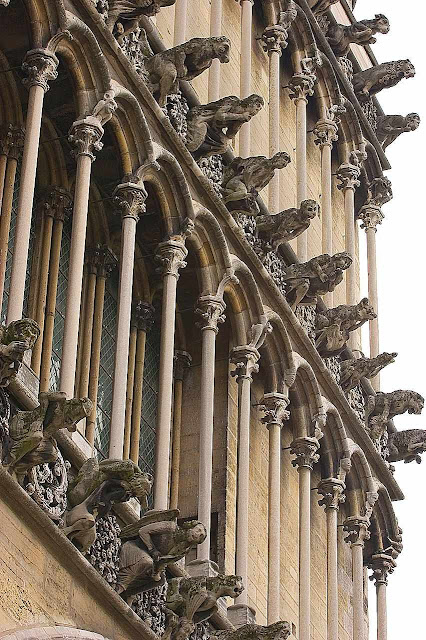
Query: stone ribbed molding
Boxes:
[
  {"xmin": 154, "ymin": 238, "xmax": 188, "ymax": 509},
  {"xmin": 318, "ymin": 478, "xmax": 346, "ymax": 640},
  {"xmin": 170, "ymin": 349, "xmax": 192, "ymax": 509},
  {"xmin": 230, "ymin": 344, "xmax": 260, "ymax": 614},
  {"xmin": 109, "ymin": 182, "xmax": 147, "ymax": 458},
  {"xmin": 337, "ymin": 162, "xmax": 361, "ymax": 313},
  {"xmin": 194, "ymin": 296, "xmax": 226, "ymax": 566},
  {"xmin": 59, "ymin": 118, "xmax": 104, "ymax": 400},
  {"xmin": 291, "ymin": 436, "xmax": 320, "ymax": 640},
  {"xmin": 261, "ymin": 393, "xmax": 289, "ymax": 623},
  {"xmin": 6, "ymin": 49, "xmax": 59, "ymax": 324},
  {"xmin": 344, "ymin": 516, "xmax": 371, "ymax": 640}
]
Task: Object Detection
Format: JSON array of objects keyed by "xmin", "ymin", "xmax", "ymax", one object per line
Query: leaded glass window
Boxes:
[
  {"xmin": 1, "ymin": 161, "xmax": 20, "ymax": 322},
  {"xmin": 138, "ymin": 316, "xmax": 161, "ymax": 477}
]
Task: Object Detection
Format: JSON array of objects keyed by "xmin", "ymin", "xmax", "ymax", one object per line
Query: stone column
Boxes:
[
  {"xmin": 369, "ymin": 554, "xmax": 396, "ymax": 640},
  {"xmin": 129, "ymin": 301, "xmax": 156, "ymax": 464},
  {"xmin": 0, "ymin": 126, "xmax": 24, "ymax": 304},
  {"xmin": 59, "ymin": 118, "xmax": 103, "ymax": 398},
  {"xmin": 290, "ymin": 436, "xmax": 320, "ymax": 640},
  {"xmin": 314, "ymin": 119, "xmax": 338, "ymax": 305},
  {"xmin": 208, "ymin": 0, "xmax": 223, "ymax": 101},
  {"xmin": 170, "ymin": 349, "xmax": 192, "ymax": 509},
  {"xmin": 343, "ymin": 516, "xmax": 371, "ymax": 640},
  {"xmin": 153, "ymin": 239, "xmax": 188, "ymax": 510},
  {"xmin": 289, "ymin": 73, "xmax": 315, "ymax": 261},
  {"xmin": 336, "ymin": 163, "xmax": 361, "ymax": 309},
  {"xmin": 228, "ymin": 345, "xmax": 260, "ymax": 624},
  {"xmin": 109, "ymin": 182, "xmax": 147, "ymax": 458},
  {"xmin": 260, "ymin": 392, "xmax": 290, "ymax": 624},
  {"xmin": 318, "ymin": 478, "xmax": 346, "ymax": 640},
  {"xmin": 173, "ymin": 0, "xmax": 187, "ymax": 45},
  {"xmin": 7, "ymin": 49, "xmax": 58, "ymax": 323},
  {"xmin": 195, "ymin": 296, "xmax": 226, "ymax": 567},
  {"xmin": 238, "ymin": 0, "xmax": 254, "ymax": 158}
]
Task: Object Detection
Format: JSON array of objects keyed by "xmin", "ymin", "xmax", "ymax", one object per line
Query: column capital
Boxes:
[
  {"xmin": 113, "ymin": 181, "xmax": 148, "ymax": 223},
  {"xmin": 22, "ymin": 48, "xmax": 58, "ymax": 92},
  {"xmin": 230, "ymin": 345, "xmax": 260, "ymax": 382},
  {"xmin": 85, "ymin": 245, "xmax": 117, "ymax": 278},
  {"xmin": 260, "ymin": 392, "xmax": 290, "ymax": 427},
  {"xmin": 289, "ymin": 73, "xmax": 316, "ymax": 103},
  {"xmin": 290, "ymin": 436, "xmax": 320, "ymax": 471},
  {"xmin": 317, "ymin": 477, "xmax": 346, "ymax": 511},
  {"xmin": 343, "ymin": 515, "xmax": 371, "ymax": 547},
  {"xmin": 195, "ymin": 296, "xmax": 226, "ymax": 334},
  {"xmin": 174, "ymin": 350, "xmax": 192, "ymax": 381},
  {"xmin": 262, "ymin": 25, "xmax": 288, "ymax": 54},
  {"xmin": 368, "ymin": 553, "xmax": 396, "ymax": 586},
  {"xmin": 313, "ymin": 118, "xmax": 339, "ymax": 149},
  {"xmin": 36, "ymin": 186, "xmax": 72, "ymax": 222},
  {"xmin": 358, "ymin": 205, "xmax": 384, "ymax": 232},
  {"xmin": 336, "ymin": 163, "xmax": 361, "ymax": 192},
  {"xmin": 132, "ymin": 300, "xmax": 155, "ymax": 332},
  {"xmin": 0, "ymin": 124, "xmax": 25, "ymax": 159},
  {"xmin": 155, "ymin": 239, "xmax": 188, "ymax": 279},
  {"xmin": 68, "ymin": 118, "xmax": 104, "ymax": 162}
]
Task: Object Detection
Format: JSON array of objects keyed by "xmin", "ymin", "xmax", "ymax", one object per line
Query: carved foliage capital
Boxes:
[
  {"xmin": 195, "ymin": 296, "xmax": 226, "ymax": 333},
  {"xmin": 368, "ymin": 553, "xmax": 396, "ymax": 586},
  {"xmin": 262, "ymin": 26, "xmax": 289, "ymax": 54},
  {"xmin": 86, "ymin": 245, "xmax": 116, "ymax": 278},
  {"xmin": 230, "ymin": 345, "xmax": 260, "ymax": 382},
  {"xmin": 132, "ymin": 300, "xmax": 155, "ymax": 332},
  {"xmin": 68, "ymin": 118, "xmax": 104, "ymax": 161},
  {"xmin": 114, "ymin": 182, "xmax": 148, "ymax": 222},
  {"xmin": 343, "ymin": 516, "xmax": 371, "ymax": 547},
  {"xmin": 358, "ymin": 205, "xmax": 384, "ymax": 232},
  {"xmin": 155, "ymin": 240, "xmax": 188, "ymax": 279},
  {"xmin": 0, "ymin": 124, "xmax": 25, "ymax": 159},
  {"xmin": 290, "ymin": 436, "xmax": 320, "ymax": 470},
  {"xmin": 174, "ymin": 350, "xmax": 192, "ymax": 381},
  {"xmin": 260, "ymin": 392, "xmax": 290, "ymax": 427},
  {"xmin": 36, "ymin": 187, "xmax": 72, "ymax": 223},
  {"xmin": 22, "ymin": 49, "xmax": 58, "ymax": 92},
  {"xmin": 317, "ymin": 478, "xmax": 346, "ymax": 510},
  {"xmin": 313, "ymin": 119, "xmax": 338, "ymax": 148},
  {"xmin": 336, "ymin": 163, "xmax": 361, "ymax": 192},
  {"xmin": 289, "ymin": 73, "xmax": 316, "ymax": 103}
]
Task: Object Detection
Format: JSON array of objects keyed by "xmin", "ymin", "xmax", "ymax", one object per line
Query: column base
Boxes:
[
  {"xmin": 186, "ymin": 559, "xmax": 219, "ymax": 577},
  {"xmin": 227, "ymin": 604, "xmax": 256, "ymax": 627}
]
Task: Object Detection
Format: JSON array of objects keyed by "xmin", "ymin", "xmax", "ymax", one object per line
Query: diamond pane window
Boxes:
[
  {"xmin": 138, "ymin": 318, "xmax": 161, "ymax": 478},
  {"xmin": 1, "ymin": 161, "xmax": 20, "ymax": 322}
]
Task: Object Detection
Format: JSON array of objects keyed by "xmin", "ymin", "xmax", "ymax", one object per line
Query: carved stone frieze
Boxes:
[
  {"xmin": 323, "ymin": 356, "xmax": 341, "ymax": 384},
  {"xmin": 295, "ymin": 304, "xmax": 316, "ymax": 344},
  {"xmin": 22, "ymin": 49, "xmax": 58, "ymax": 92},
  {"xmin": 198, "ymin": 155, "xmax": 224, "ymax": 195},
  {"xmin": 318, "ymin": 478, "xmax": 346, "ymax": 510},
  {"xmin": 290, "ymin": 437, "xmax": 320, "ymax": 470},
  {"xmin": 133, "ymin": 583, "xmax": 167, "ymax": 635},
  {"xmin": 0, "ymin": 319, "xmax": 40, "ymax": 387},
  {"xmin": 361, "ymin": 99, "xmax": 378, "ymax": 131},
  {"xmin": 87, "ymin": 514, "xmax": 122, "ymax": 584},
  {"xmin": 315, "ymin": 298, "xmax": 376, "ymax": 358},
  {"xmin": 327, "ymin": 15, "xmax": 390, "ymax": 57},
  {"xmin": 24, "ymin": 451, "xmax": 71, "ymax": 523},
  {"xmin": 92, "ymin": 0, "xmax": 109, "ymax": 21},
  {"xmin": 376, "ymin": 113, "xmax": 420, "ymax": 149},
  {"xmin": 365, "ymin": 390, "xmax": 424, "ymax": 441},
  {"xmin": 119, "ymin": 27, "xmax": 146, "ymax": 74},
  {"xmin": 387, "ymin": 429, "xmax": 426, "ymax": 465},
  {"xmin": 347, "ymin": 385, "xmax": 366, "ymax": 423},
  {"xmin": 338, "ymin": 56, "xmax": 354, "ymax": 85},
  {"xmin": 256, "ymin": 200, "xmax": 319, "ymax": 249},
  {"xmin": 353, "ymin": 60, "xmax": 415, "ymax": 103},
  {"xmin": 340, "ymin": 352, "xmax": 397, "ymax": 392},
  {"xmin": 167, "ymin": 92, "xmax": 189, "ymax": 139}
]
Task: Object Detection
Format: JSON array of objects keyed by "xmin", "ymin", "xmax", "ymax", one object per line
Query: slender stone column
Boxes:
[
  {"xmin": 343, "ymin": 516, "xmax": 371, "ymax": 640},
  {"xmin": 109, "ymin": 182, "xmax": 147, "ymax": 458},
  {"xmin": 289, "ymin": 73, "xmax": 315, "ymax": 261},
  {"xmin": 0, "ymin": 124, "xmax": 11, "ymax": 208},
  {"xmin": 318, "ymin": 478, "xmax": 346, "ymax": 640},
  {"xmin": 260, "ymin": 393, "xmax": 290, "ymax": 623},
  {"xmin": 230, "ymin": 345, "xmax": 260, "ymax": 610},
  {"xmin": 173, "ymin": 0, "xmax": 188, "ymax": 45},
  {"xmin": 153, "ymin": 239, "xmax": 188, "ymax": 509},
  {"xmin": 369, "ymin": 553, "xmax": 396, "ymax": 640},
  {"xmin": 208, "ymin": 0, "xmax": 223, "ymax": 101},
  {"xmin": 0, "ymin": 126, "xmax": 24, "ymax": 304},
  {"xmin": 78, "ymin": 250, "xmax": 99, "ymax": 399},
  {"xmin": 238, "ymin": 0, "xmax": 254, "ymax": 158},
  {"xmin": 314, "ymin": 119, "xmax": 338, "ymax": 305},
  {"xmin": 124, "ymin": 324, "xmax": 137, "ymax": 460},
  {"xmin": 337, "ymin": 163, "xmax": 361, "ymax": 309},
  {"xmin": 7, "ymin": 49, "xmax": 58, "ymax": 323},
  {"xmin": 59, "ymin": 118, "xmax": 104, "ymax": 398},
  {"xmin": 194, "ymin": 296, "xmax": 226, "ymax": 564},
  {"xmin": 290, "ymin": 436, "xmax": 320, "ymax": 640},
  {"xmin": 170, "ymin": 349, "xmax": 192, "ymax": 510}
]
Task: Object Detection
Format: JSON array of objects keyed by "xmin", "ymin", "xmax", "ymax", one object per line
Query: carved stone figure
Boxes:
[
  {"xmin": 387, "ymin": 429, "xmax": 426, "ymax": 464},
  {"xmin": 256, "ymin": 200, "xmax": 319, "ymax": 249},
  {"xmin": 107, "ymin": 0, "xmax": 176, "ymax": 39},
  {"xmin": 365, "ymin": 390, "xmax": 424, "ymax": 440},
  {"xmin": 327, "ymin": 15, "xmax": 390, "ymax": 57},
  {"xmin": 376, "ymin": 113, "xmax": 420, "ymax": 149},
  {"xmin": 143, "ymin": 37, "xmax": 231, "ymax": 107},
  {"xmin": 282, "ymin": 252, "xmax": 352, "ymax": 311},
  {"xmin": 116, "ymin": 509, "xmax": 207, "ymax": 602},
  {"xmin": 212, "ymin": 622, "xmax": 292, "ymax": 640},
  {"xmin": 222, "ymin": 152, "xmax": 291, "ymax": 215},
  {"xmin": 340, "ymin": 352, "xmax": 397, "ymax": 392},
  {"xmin": 352, "ymin": 60, "xmax": 415, "ymax": 102},
  {"xmin": 5, "ymin": 392, "xmax": 92, "ymax": 478},
  {"xmin": 0, "ymin": 319, "xmax": 40, "ymax": 387},
  {"xmin": 64, "ymin": 457, "xmax": 152, "ymax": 553},
  {"xmin": 365, "ymin": 176, "xmax": 393, "ymax": 208},
  {"xmin": 315, "ymin": 298, "xmax": 376, "ymax": 358},
  {"xmin": 185, "ymin": 95, "xmax": 264, "ymax": 159}
]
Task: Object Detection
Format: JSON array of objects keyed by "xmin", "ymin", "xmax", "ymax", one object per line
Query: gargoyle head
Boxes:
[
  {"xmin": 377, "ymin": 352, "xmax": 398, "ymax": 366},
  {"xmin": 332, "ymin": 252, "xmax": 352, "ymax": 271},
  {"xmin": 206, "ymin": 574, "xmax": 244, "ymax": 598},
  {"xmin": 406, "ymin": 113, "xmax": 420, "ymax": 131},
  {"xmin": 271, "ymin": 151, "xmax": 291, "ymax": 169},
  {"xmin": 373, "ymin": 14, "xmax": 390, "ymax": 34},
  {"xmin": 211, "ymin": 36, "xmax": 231, "ymax": 64},
  {"xmin": 241, "ymin": 94, "xmax": 265, "ymax": 116},
  {"xmin": 300, "ymin": 199, "xmax": 320, "ymax": 221},
  {"xmin": 400, "ymin": 60, "xmax": 416, "ymax": 78},
  {"xmin": 407, "ymin": 391, "xmax": 424, "ymax": 414},
  {"xmin": 356, "ymin": 298, "xmax": 377, "ymax": 321},
  {"xmin": 3, "ymin": 318, "xmax": 40, "ymax": 349}
]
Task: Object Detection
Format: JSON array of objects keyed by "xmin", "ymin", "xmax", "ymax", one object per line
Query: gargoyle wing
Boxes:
[
  {"xmin": 119, "ymin": 508, "xmax": 180, "ymax": 539},
  {"xmin": 185, "ymin": 591, "xmax": 209, "ymax": 621}
]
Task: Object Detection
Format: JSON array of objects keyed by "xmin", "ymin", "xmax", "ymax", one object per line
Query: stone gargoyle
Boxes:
[
  {"xmin": 352, "ymin": 60, "xmax": 415, "ymax": 102},
  {"xmin": 327, "ymin": 14, "xmax": 390, "ymax": 57},
  {"xmin": 282, "ymin": 252, "xmax": 352, "ymax": 312},
  {"xmin": 376, "ymin": 113, "xmax": 420, "ymax": 149},
  {"xmin": 340, "ymin": 352, "xmax": 397, "ymax": 392},
  {"xmin": 116, "ymin": 509, "xmax": 207, "ymax": 602},
  {"xmin": 106, "ymin": 0, "xmax": 176, "ymax": 39},
  {"xmin": 212, "ymin": 622, "xmax": 292, "ymax": 640},
  {"xmin": 387, "ymin": 429, "xmax": 426, "ymax": 464},
  {"xmin": 221, "ymin": 152, "xmax": 291, "ymax": 215},
  {"xmin": 142, "ymin": 36, "xmax": 231, "ymax": 107},
  {"xmin": 255, "ymin": 200, "xmax": 319, "ymax": 250},
  {"xmin": 315, "ymin": 298, "xmax": 377, "ymax": 358},
  {"xmin": 185, "ymin": 94, "xmax": 264, "ymax": 159},
  {"xmin": 0, "ymin": 318, "xmax": 40, "ymax": 387},
  {"xmin": 63, "ymin": 457, "xmax": 152, "ymax": 553},
  {"xmin": 365, "ymin": 390, "xmax": 424, "ymax": 441},
  {"xmin": 4, "ymin": 392, "xmax": 92, "ymax": 480}
]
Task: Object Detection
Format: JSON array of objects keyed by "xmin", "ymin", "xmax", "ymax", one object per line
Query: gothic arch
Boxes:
[{"xmin": 0, "ymin": 627, "xmax": 113, "ymax": 640}]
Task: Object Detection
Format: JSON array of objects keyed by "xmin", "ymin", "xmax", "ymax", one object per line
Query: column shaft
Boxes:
[
  {"xmin": 86, "ymin": 274, "xmax": 107, "ymax": 446},
  {"xmin": 299, "ymin": 465, "xmax": 311, "ymax": 640},
  {"xmin": 0, "ymin": 156, "xmax": 18, "ymax": 304},
  {"xmin": 344, "ymin": 187, "xmax": 356, "ymax": 306},
  {"xmin": 170, "ymin": 374, "xmax": 183, "ymax": 510},
  {"xmin": 173, "ymin": 0, "xmax": 188, "ymax": 45},
  {"xmin": 78, "ymin": 269, "xmax": 97, "ymax": 397},
  {"xmin": 267, "ymin": 422, "xmax": 281, "ymax": 622},
  {"xmin": 0, "ymin": 154, "xmax": 7, "ymax": 210},
  {"xmin": 268, "ymin": 50, "xmax": 281, "ymax": 213},
  {"xmin": 130, "ymin": 329, "xmax": 147, "ymax": 463},
  {"xmin": 208, "ymin": 0, "xmax": 223, "ymax": 101},
  {"xmin": 124, "ymin": 325, "xmax": 137, "ymax": 459},
  {"xmin": 295, "ymin": 99, "xmax": 308, "ymax": 261},
  {"xmin": 326, "ymin": 508, "xmax": 339, "ymax": 640},
  {"xmin": 235, "ymin": 373, "xmax": 251, "ymax": 604},
  {"xmin": 239, "ymin": 0, "xmax": 253, "ymax": 158},
  {"xmin": 366, "ymin": 227, "xmax": 379, "ymax": 360},
  {"xmin": 376, "ymin": 582, "xmax": 387, "ymax": 640},
  {"xmin": 352, "ymin": 543, "xmax": 364, "ymax": 640}
]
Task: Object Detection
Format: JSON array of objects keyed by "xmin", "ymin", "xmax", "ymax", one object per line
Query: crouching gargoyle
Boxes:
[
  {"xmin": 340, "ymin": 352, "xmax": 397, "ymax": 392},
  {"xmin": 255, "ymin": 200, "xmax": 319, "ymax": 250},
  {"xmin": 365, "ymin": 390, "xmax": 424, "ymax": 441},
  {"xmin": 376, "ymin": 113, "xmax": 420, "ymax": 149},
  {"xmin": 315, "ymin": 298, "xmax": 376, "ymax": 358},
  {"xmin": 387, "ymin": 429, "xmax": 426, "ymax": 464},
  {"xmin": 0, "ymin": 318, "xmax": 40, "ymax": 387},
  {"xmin": 352, "ymin": 60, "xmax": 415, "ymax": 102}
]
